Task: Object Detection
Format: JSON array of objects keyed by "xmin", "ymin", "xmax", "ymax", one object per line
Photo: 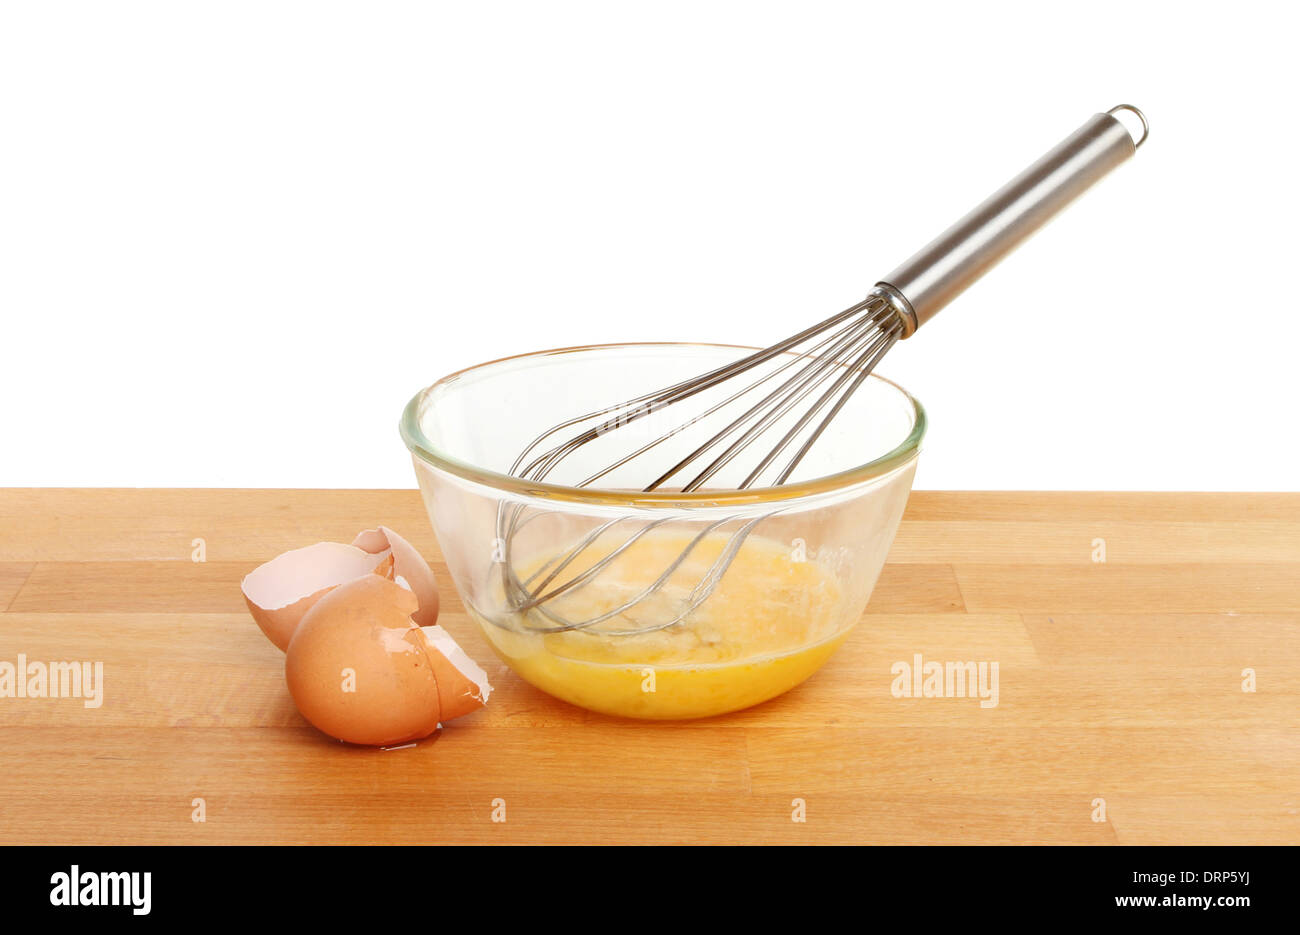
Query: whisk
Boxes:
[{"xmin": 497, "ymin": 104, "xmax": 1149, "ymax": 634}]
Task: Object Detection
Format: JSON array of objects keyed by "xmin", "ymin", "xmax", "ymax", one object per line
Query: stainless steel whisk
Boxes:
[{"xmin": 497, "ymin": 104, "xmax": 1149, "ymax": 634}]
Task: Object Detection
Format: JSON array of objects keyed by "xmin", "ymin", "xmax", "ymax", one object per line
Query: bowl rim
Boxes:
[{"xmin": 400, "ymin": 341, "xmax": 926, "ymax": 508}]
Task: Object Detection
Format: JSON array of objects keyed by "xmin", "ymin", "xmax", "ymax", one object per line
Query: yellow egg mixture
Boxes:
[{"xmin": 473, "ymin": 529, "xmax": 852, "ymax": 718}]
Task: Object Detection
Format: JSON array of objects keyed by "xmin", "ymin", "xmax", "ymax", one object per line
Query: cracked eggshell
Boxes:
[
  {"xmin": 352, "ymin": 526, "xmax": 440, "ymax": 628},
  {"xmin": 285, "ymin": 574, "xmax": 443, "ymax": 747},
  {"xmin": 241, "ymin": 542, "xmax": 392, "ymax": 651},
  {"xmin": 420, "ymin": 624, "xmax": 492, "ymax": 721}
]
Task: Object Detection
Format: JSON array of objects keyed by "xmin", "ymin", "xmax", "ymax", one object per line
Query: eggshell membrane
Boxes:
[
  {"xmin": 285, "ymin": 574, "xmax": 442, "ymax": 746},
  {"xmin": 420, "ymin": 624, "xmax": 492, "ymax": 720},
  {"xmin": 352, "ymin": 526, "xmax": 440, "ymax": 628},
  {"xmin": 241, "ymin": 542, "xmax": 392, "ymax": 651}
]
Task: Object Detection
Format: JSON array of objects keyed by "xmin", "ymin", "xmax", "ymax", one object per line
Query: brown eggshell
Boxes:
[
  {"xmin": 352, "ymin": 526, "xmax": 440, "ymax": 628},
  {"xmin": 285, "ymin": 574, "xmax": 442, "ymax": 746},
  {"xmin": 420, "ymin": 624, "xmax": 492, "ymax": 721},
  {"xmin": 242, "ymin": 542, "xmax": 392, "ymax": 651}
]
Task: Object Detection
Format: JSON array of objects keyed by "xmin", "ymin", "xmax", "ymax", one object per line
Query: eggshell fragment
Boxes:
[
  {"xmin": 352, "ymin": 526, "xmax": 440, "ymax": 628},
  {"xmin": 420, "ymin": 624, "xmax": 493, "ymax": 720},
  {"xmin": 241, "ymin": 542, "xmax": 392, "ymax": 651},
  {"xmin": 285, "ymin": 574, "xmax": 443, "ymax": 746}
]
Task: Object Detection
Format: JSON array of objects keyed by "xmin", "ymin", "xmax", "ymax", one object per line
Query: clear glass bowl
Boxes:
[{"xmin": 401, "ymin": 342, "xmax": 924, "ymax": 719}]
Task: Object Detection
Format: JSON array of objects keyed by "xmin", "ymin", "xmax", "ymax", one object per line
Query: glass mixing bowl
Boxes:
[{"xmin": 401, "ymin": 342, "xmax": 925, "ymax": 719}]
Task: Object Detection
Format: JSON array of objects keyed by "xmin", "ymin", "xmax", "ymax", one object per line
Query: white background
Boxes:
[{"xmin": 2, "ymin": 0, "xmax": 1297, "ymax": 490}]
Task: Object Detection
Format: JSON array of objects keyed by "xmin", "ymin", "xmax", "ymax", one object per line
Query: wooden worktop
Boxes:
[{"xmin": 1, "ymin": 489, "xmax": 1296, "ymax": 844}]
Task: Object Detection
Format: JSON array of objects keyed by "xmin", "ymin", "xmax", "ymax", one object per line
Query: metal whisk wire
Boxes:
[
  {"xmin": 515, "ymin": 294, "xmax": 898, "ymax": 492},
  {"xmin": 493, "ymin": 295, "xmax": 901, "ymax": 634}
]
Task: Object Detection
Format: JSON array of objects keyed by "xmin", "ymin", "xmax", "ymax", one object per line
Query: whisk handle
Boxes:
[{"xmin": 877, "ymin": 105, "xmax": 1147, "ymax": 336}]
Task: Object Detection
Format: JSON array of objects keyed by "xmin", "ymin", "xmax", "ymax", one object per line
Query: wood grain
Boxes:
[
  {"xmin": 955, "ymin": 563, "xmax": 1300, "ymax": 614},
  {"xmin": 0, "ymin": 489, "xmax": 1296, "ymax": 844},
  {"xmin": 0, "ymin": 563, "xmax": 32, "ymax": 611}
]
